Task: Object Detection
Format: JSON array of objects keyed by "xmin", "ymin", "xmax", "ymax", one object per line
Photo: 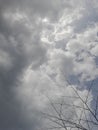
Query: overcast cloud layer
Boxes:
[{"xmin": 0, "ymin": 0, "xmax": 98, "ymax": 130}]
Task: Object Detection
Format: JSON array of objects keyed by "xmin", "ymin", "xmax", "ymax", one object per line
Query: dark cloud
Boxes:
[
  {"xmin": 0, "ymin": 35, "xmax": 43, "ymax": 129},
  {"xmin": 0, "ymin": 0, "xmax": 48, "ymax": 129}
]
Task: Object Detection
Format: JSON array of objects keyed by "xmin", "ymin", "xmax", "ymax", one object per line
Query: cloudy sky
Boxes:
[{"xmin": 0, "ymin": 0, "xmax": 98, "ymax": 129}]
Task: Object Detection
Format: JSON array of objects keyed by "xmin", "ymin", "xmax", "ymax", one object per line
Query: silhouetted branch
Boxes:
[{"xmin": 43, "ymin": 80, "xmax": 98, "ymax": 130}]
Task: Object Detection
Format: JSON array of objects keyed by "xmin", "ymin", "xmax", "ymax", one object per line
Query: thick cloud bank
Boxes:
[{"xmin": 0, "ymin": 0, "xmax": 98, "ymax": 129}]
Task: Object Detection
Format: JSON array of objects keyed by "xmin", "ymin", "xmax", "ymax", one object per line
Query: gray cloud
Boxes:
[
  {"xmin": 0, "ymin": 0, "xmax": 67, "ymax": 21},
  {"xmin": 0, "ymin": 0, "xmax": 48, "ymax": 129},
  {"xmin": 0, "ymin": 0, "xmax": 98, "ymax": 130}
]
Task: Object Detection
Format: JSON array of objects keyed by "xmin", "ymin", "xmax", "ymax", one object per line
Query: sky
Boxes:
[{"xmin": 0, "ymin": 0, "xmax": 98, "ymax": 130}]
